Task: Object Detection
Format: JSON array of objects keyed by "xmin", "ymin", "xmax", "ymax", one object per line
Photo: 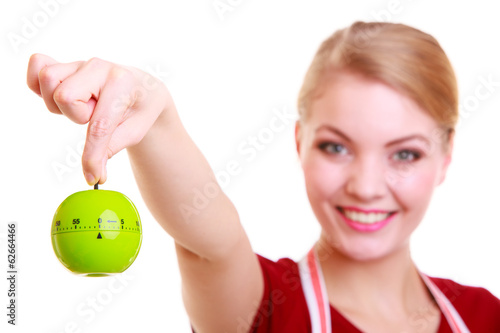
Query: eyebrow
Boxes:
[{"xmin": 315, "ymin": 125, "xmax": 432, "ymax": 147}]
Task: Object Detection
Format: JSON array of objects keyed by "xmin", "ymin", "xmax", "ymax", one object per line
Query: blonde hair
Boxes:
[{"xmin": 297, "ymin": 21, "xmax": 458, "ymax": 141}]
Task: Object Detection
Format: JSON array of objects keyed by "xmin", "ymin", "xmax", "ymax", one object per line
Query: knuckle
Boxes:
[
  {"xmin": 29, "ymin": 53, "xmax": 44, "ymax": 68},
  {"xmin": 38, "ymin": 65, "xmax": 56, "ymax": 84},
  {"xmin": 88, "ymin": 118, "xmax": 113, "ymax": 139},
  {"xmin": 108, "ymin": 66, "xmax": 134, "ymax": 82},
  {"xmin": 87, "ymin": 57, "xmax": 105, "ymax": 67},
  {"xmin": 29, "ymin": 53, "xmax": 40, "ymax": 63},
  {"xmin": 53, "ymin": 86, "xmax": 73, "ymax": 106}
]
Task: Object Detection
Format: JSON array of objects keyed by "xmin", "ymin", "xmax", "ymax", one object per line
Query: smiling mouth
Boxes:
[{"xmin": 336, "ymin": 207, "xmax": 397, "ymax": 225}]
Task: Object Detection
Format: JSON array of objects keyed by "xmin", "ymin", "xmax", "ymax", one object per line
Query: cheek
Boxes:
[
  {"xmin": 389, "ymin": 162, "xmax": 440, "ymax": 211},
  {"xmin": 302, "ymin": 157, "xmax": 345, "ymax": 201}
]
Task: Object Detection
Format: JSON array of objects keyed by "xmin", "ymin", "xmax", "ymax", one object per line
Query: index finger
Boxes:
[{"xmin": 81, "ymin": 67, "xmax": 137, "ymax": 185}]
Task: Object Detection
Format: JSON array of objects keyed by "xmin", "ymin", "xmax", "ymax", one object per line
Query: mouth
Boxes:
[
  {"xmin": 336, "ymin": 206, "xmax": 397, "ymax": 224},
  {"xmin": 336, "ymin": 206, "xmax": 397, "ymax": 232}
]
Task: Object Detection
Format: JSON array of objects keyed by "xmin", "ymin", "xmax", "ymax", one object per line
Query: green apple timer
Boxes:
[{"xmin": 51, "ymin": 185, "xmax": 142, "ymax": 276}]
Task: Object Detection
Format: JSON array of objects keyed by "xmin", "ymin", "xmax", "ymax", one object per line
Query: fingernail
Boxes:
[{"xmin": 85, "ymin": 173, "xmax": 95, "ymax": 185}]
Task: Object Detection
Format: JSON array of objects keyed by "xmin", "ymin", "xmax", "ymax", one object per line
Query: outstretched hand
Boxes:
[{"xmin": 27, "ymin": 54, "xmax": 170, "ymax": 185}]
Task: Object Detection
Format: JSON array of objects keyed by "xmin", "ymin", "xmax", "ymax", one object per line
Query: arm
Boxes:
[
  {"xmin": 27, "ymin": 54, "xmax": 263, "ymax": 332},
  {"xmin": 128, "ymin": 98, "xmax": 264, "ymax": 332}
]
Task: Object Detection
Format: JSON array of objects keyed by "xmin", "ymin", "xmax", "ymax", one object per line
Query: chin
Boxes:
[
  {"xmin": 337, "ymin": 243, "xmax": 391, "ymax": 262},
  {"xmin": 332, "ymin": 235, "xmax": 411, "ymax": 263}
]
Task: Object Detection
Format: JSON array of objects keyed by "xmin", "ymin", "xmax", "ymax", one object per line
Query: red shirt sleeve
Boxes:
[{"xmin": 249, "ymin": 254, "xmax": 311, "ymax": 332}]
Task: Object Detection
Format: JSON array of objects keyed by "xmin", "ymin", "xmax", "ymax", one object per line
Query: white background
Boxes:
[{"xmin": 1, "ymin": 0, "xmax": 500, "ymax": 332}]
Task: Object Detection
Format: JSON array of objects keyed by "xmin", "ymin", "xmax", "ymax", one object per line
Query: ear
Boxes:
[
  {"xmin": 295, "ymin": 120, "xmax": 302, "ymax": 156},
  {"xmin": 437, "ymin": 130, "xmax": 454, "ymax": 186}
]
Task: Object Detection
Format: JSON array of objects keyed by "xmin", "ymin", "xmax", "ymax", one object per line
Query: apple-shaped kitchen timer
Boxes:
[{"xmin": 51, "ymin": 184, "xmax": 142, "ymax": 276}]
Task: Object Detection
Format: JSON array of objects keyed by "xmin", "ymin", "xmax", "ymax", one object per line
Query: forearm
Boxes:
[{"xmin": 127, "ymin": 102, "xmax": 243, "ymax": 261}]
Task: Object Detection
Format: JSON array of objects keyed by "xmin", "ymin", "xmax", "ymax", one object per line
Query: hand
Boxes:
[{"xmin": 27, "ymin": 54, "xmax": 171, "ymax": 185}]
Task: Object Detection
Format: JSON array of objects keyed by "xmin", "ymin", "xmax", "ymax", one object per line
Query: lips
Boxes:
[
  {"xmin": 336, "ymin": 206, "xmax": 397, "ymax": 232},
  {"xmin": 338, "ymin": 206, "xmax": 396, "ymax": 214}
]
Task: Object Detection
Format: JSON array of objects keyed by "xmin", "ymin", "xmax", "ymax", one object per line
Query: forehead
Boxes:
[{"xmin": 308, "ymin": 72, "xmax": 439, "ymax": 143}]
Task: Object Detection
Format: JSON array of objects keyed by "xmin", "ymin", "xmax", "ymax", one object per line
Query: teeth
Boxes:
[{"xmin": 343, "ymin": 209, "xmax": 391, "ymax": 224}]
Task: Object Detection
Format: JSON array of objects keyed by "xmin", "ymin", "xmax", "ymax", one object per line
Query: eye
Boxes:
[
  {"xmin": 393, "ymin": 149, "xmax": 421, "ymax": 162},
  {"xmin": 318, "ymin": 142, "xmax": 348, "ymax": 155}
]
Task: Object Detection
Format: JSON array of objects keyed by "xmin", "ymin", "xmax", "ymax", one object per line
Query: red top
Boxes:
[{"xmin": 249, "ymin": 255, "xmax": 500, "ymax": 332}]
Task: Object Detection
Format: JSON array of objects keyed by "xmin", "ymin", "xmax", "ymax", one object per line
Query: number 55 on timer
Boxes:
[{"xmin": 51, "ymin": 184, "xmax": 142, "ymax": 276}]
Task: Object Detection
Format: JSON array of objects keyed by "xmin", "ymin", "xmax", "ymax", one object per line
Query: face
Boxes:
[{"xmin": 296, "ymin": 72, "xmax": 453, "ymax": 262}]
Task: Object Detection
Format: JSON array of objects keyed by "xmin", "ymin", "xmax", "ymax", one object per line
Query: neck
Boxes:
[{"xmin": 315, "ymin": 234, "xmax": 433, "ymax": 316}]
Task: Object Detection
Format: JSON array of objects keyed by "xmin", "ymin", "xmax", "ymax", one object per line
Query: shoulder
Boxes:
[
  {"xmin": 250, "ymin": 254, "xmax": 310, "ymax": 333},
  {"xmin": 429, "ymin": 276, "xmax": 500, "ymax": 330},
  {"xmin": 256, "ymin": 254, "xmax": 302, "ymax": 290}
]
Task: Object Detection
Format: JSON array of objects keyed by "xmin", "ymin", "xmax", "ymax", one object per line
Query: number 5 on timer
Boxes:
[{"xmin": 51, "ymin": 184, "xmax": 142, "ymax": 276}]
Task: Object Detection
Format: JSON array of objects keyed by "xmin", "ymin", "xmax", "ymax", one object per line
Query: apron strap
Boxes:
[
  {"xmin": 299, "ymin": 246, "xmax": 470, "ymax": 333},
  {"xmin": 298, "ymin": 247, "xmax": 332, "ymax": 333},
  {"xmin": 419, "ymin": 273, "xmax": 470, "ymax": 333}
]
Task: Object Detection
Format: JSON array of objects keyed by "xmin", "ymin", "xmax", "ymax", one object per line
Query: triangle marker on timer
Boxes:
[{"xmin": 97, "ymin": 232, "xmax": 102, "ymax": 239}]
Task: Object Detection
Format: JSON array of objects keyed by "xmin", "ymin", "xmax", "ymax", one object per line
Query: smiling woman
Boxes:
[
  {"xmin": 251, "ymin": 22, "xmax": 500, "ymax": 332},
  {"xmin": 27, "ymin": 20, "xmax": 500, "ymax": 333}
]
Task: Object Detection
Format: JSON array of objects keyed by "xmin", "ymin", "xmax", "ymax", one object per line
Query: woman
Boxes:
[{"xmin": 27, "ymin": 21, "xmax": 500, "ymax": 332}]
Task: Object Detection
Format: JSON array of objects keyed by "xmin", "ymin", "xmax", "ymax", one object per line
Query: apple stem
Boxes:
[{"xmin": 94, "ymin": 183, "xmax": 99, "ymax": 190}]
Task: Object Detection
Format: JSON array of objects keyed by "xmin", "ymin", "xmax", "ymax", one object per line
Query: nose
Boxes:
[{"xmin": 345, "ymin": 154, "xmax": 387, "ymax": 201}]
